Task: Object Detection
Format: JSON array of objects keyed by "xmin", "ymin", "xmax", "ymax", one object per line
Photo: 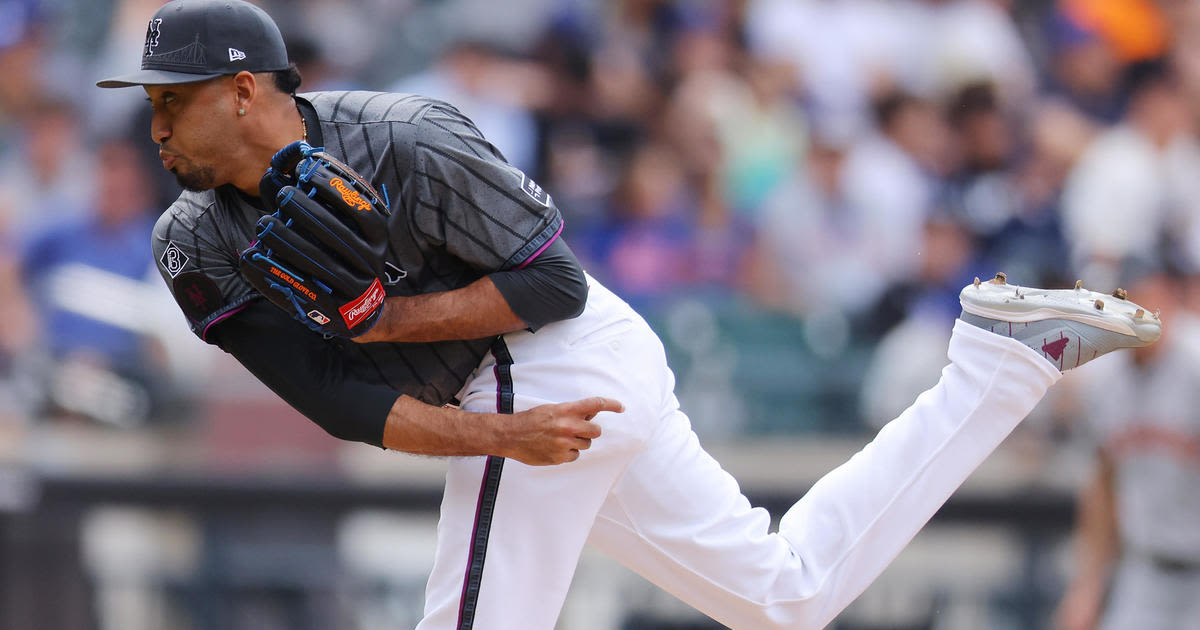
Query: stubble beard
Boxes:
[{"xmin": 174, "ymin": 165, "xmax": 218, "ymax": 192}]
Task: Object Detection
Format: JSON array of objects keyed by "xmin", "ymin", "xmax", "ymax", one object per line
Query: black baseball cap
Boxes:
[{"xmin": 97, "ymin": 0, "xmax": 288, "ymax": 88}]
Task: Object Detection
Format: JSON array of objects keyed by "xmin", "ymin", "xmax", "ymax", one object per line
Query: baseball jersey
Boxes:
[
  {"xmin": 151, "ymin": 91, "xmax": 563, "ymax": 406},
  {"xmin": 1076, "ymin": 315, "xmax": 1200, "ymax": 562}
]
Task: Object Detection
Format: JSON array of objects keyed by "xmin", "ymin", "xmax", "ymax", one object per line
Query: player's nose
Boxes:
[{"xmin": 150, "ymin": 112, "xmax": 171, "ymax": 146}]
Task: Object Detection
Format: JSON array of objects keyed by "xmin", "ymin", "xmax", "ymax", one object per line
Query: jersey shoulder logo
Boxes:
[
  {"xmin": 229, "ymin": 48, "xmax": 247, "ymax": 62},
  {"xmin": 520, "ymin": 173, "xmax": 551, "ymax": 207},
  {"xmin": 160, "ymin": 241, "xmax": 191, "ymax": 278},
  {"xmin": 171, "ymin": 272, "xmax": 225, "ymax": 325}
]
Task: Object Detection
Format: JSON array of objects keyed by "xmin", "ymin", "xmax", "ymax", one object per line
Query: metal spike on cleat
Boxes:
[
  {"xmin": 1135, "ymin": 308, "xmax": 1145, "ymax": 319},
  {"xmin": 1094, "ymin": 299, "xmax": 1104, "ymax": 310},
  {"xmin": 1075, "ymin": 280, "xmax": 1083, "ymax": 290},
  {"xmin": 1112, "ymin": 288, "xmax": 1127, "ymax": 300},
  {"xmin": 973, "ymin": 277, "xmax": 981, "ymax": 288},
  {"xmin": 988, "ymin": 272, "xmax": 1007, "ymax": 285}
]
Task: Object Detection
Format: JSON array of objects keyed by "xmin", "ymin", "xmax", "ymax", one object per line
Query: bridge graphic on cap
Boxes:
[{"xmin": 149, "ymin": 34, "xmax": 208, "ymax": 68}]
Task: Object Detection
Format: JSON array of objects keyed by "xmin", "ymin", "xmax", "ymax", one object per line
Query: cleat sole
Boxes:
[{"xmin": 961, "ymin": 278, "xmax": 1162, "ymax": 344}]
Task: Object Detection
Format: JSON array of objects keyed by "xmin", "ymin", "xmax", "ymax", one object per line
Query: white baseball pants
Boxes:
[{"xmin": 415, "ymin": 281, "xmax": 1061, "ymax": 630}]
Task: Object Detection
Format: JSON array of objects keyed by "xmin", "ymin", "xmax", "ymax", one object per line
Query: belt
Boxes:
[{"xmin": 1144, "ymin": 553, "xmax": 1200, "ymax": 574}]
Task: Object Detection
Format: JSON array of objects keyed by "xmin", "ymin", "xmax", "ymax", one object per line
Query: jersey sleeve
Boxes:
[
  {"xmin": 406, "ymin": 104, "xmax": 563, "ymax": 273},
  {"xmin": 151, "ymin": 193, "xmax": 260, "ymax": 343}
]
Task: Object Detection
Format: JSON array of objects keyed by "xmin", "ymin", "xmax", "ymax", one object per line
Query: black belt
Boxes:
[{"xmin": 1145, "ymin": 553, "xmax": 1200, "ymax": 574}]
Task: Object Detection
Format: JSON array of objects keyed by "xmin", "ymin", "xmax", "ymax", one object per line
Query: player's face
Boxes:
[{"xmin": 145, "ymin": 78, "xmax": 238, "ymax": 191}]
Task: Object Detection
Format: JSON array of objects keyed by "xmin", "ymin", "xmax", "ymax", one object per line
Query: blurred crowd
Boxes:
[
  {"xmin": 2, "ymin": 1, "xmax": 1200, "ymax": 628},
  {"xmin": 0, "ymin": 0, "xmax": 1199, "ymax": 445}
]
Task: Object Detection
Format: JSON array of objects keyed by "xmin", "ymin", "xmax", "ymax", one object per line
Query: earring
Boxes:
[{"xmin": 237, "ymin": 108, "xmax": 246, "ymax": 116}]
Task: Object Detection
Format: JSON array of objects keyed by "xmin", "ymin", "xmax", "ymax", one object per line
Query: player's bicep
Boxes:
[
  {"xmin": 207, "ymin": 300, "xmax": 397, "ymax": 446},
  {"xmin": 153, "ymin": 209, "xmax": 259, "ymax": 342}
]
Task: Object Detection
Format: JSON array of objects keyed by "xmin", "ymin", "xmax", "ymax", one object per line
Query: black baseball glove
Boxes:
[{"xmin": 239, "ymin": 141, "xmax": 391, "ymax": 338}]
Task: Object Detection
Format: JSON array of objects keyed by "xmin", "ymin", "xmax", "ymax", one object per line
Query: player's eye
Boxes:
[{"xmin": 145, "ymin": 94, "xmax": 177, "ymax": 111}]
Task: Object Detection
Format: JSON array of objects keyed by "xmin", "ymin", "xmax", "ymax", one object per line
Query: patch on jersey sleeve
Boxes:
[
  {"xmin": 160, "ymin": 241, "xmax": 192, "ymax": 278},
  {"xmin": 172, "ymin": 272, "xmax": 225, "ymax": 324},
  {"xmin": 519, "ymin": 173, "xmax": 551, "ymax": 207}
]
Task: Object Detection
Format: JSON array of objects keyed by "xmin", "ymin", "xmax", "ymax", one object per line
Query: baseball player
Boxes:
[
  {"xmin": 1056, "ymin": 272, "xmax": 1200, "ymax": 630},
  {"xmin": 97, "ymin": 2, "xmax": 1163, "ymax": 628}
]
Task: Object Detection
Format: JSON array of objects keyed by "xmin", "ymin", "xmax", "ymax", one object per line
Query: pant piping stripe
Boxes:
[{"xmin": 456, "ymin": 338, "xmax": 513, "ymax": 629}]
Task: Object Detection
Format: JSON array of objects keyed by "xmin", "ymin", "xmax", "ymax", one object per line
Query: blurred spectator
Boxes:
[
  {"xmin": 894, "ymin": 0, "xmax": 1038, "ymax": 109},
  {"xmin": 1058, "ymin": 0, "xmax": 1169, "ymax": 64},
  {"xmin": 839, "ymin": 90, "xmax": 952, "ymax": 290},
  {"xmin": 0, "ymin": 97, "xmax": 94, "ymax": 240},
  {"xmin": 943, "ymin": 81, "xmax": 1021, "ymax": 239},
  {"xmin": 531, "ymin": 8, "xmax": 657, "ymax": 237},
  {"xmin": 1042, "ymin": 6, "xmax": 1128, "ymax": 123},
  {"xmin": 583, "ymin": 140, "xmax": 733, "ymax": 310},
  {"xmin": 0, "ymin": 0, "xmax": 44, "ymax": 134},
  {"xmin": 996, "ymin": 98, "xmax": 1096, "ymax": 287},
  {"xmin": 88, "ymin": 0, "xmax": 169, "ymax": 138},
  {"xmin": 391, "ymin": 40, "xmax": 546, "ymax": 172},
  {"xmin": 286, "ymin": 33, "xmax": 361, "ymax": 93},
  {"xmin": 1055, "ymin": 270, "xmax": 1200, "ymax": 630},
  {"xmin": 1167, "ymin": 0, "xmax": 1200, "ymax": 117},
  {"xmin": 18, "ymin": 139, "xmax": 187, "ymax": 427},
  {"xmin": 943, "ymin": 81, "xmax": 1074, "ymax": 286},
  {"xmin": 668, "ymin": 21, "xmax": 806, "ymax": 217},
  {"xmin": 745, "ymin": 130, "xmax": 881, "ymax": 317},
  {"xmin": 0, "ymin": 231, "xmax": 34, "ymax": 429},
  {"xmin": 658, "ymin": 67, "xmax": 755, "ymax": 297},
  {"xmin": 745, "ymin": 0, "xmax": 907, "ymax": 138},
  {"xmin": 1060, "ymin": 60, "xmax": 1200, "ymax": 289},
  {"xmin": 858, "ymin": 212, "xmax": 985, "ymax": 427}
]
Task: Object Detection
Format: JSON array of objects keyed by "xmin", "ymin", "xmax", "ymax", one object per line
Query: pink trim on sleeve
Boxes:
[
  {"xmin": 201, "ymin": 303, "xmax": 251, "ymax": 341},
  {"xmin": 514, "ymin": 220, "xmax": 564, "ymax": 270}
]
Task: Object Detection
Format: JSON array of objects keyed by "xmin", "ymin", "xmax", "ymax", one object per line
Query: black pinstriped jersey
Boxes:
[{"xmin": 151, "ymin": 91, "xmax": 563, "ymax": 406}]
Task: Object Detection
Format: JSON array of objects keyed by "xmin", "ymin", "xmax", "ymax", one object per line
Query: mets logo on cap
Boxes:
[{"xmin": 144, "ymin": 18, "xmax": 163, "ymax": 57}]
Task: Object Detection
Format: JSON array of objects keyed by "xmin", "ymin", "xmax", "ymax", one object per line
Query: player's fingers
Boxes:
[
  {"xmin": 567, "ymin": 396, "xmax": 624, "ymax": 419},
  {"xmin": 276, "ymin": 187, "xmax": 374, "ymax": 273},
  {"xmin": 255, "ymin": 216, "xmax": 358, "ymax": 296},
  {"xmin": 549, "ymin": 448, "xmax": 583, "ymax": 463},
  {"xmin": 575, "ymin": 421, "xmax": 601, "ymax": 440}
]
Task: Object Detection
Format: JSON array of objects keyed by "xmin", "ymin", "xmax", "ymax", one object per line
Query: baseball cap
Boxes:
[{"xmin": 97, "ymin": 0, "xmax": 288, "ymax": 88}]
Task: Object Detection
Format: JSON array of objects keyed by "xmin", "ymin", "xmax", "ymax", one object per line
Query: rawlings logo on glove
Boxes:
[
  {"xmin": 330, "ymin": 177, "xmax": 372, "ymax": 211},
  {"xmin": 239, "ymin": 141, "xmax": 393, "ymax": 338}
]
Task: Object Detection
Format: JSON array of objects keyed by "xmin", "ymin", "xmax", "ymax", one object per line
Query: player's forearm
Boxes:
[
  {"xmin": 355, "ymin": 276, "xmax": 525, "ymax": 343},
  {"xmin": 1056, "ymin": 457, "xmax": 1118, "ymax": 630},
  {"xmin": 1074, "ymin": 453, "xmax": 1120, "ymax": 582},
  {"xmin": 382, "ymin": 394, "xmax": 620, "ymax": 465},
  {"xmin": 382, "ymin": 395, "xmax": 505, "ymax": 456}
]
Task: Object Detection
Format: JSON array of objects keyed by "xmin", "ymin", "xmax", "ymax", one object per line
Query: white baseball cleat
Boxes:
[{"xmin": 959, "ymin": 272, "xmax": 1162, "ymax": 371}]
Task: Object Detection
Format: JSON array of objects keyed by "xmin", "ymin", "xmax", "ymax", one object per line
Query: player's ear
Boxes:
[{"xmin": 231, "ymin": 71, "xmax": 257, "ymax": 116}]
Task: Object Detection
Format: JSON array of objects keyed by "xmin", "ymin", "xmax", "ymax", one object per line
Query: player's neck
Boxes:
[{"xmin": 230, "ymin": 96, "xmax": 308, "ymax": 196}]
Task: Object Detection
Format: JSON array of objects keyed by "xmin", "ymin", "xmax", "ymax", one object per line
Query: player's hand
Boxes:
[{"xmin": 500, "ymin": 397, "xmax": 624, "ymax": 466}]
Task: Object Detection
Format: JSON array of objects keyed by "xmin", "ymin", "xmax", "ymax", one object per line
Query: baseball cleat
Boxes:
[{"xmin": 959, "ymin": 273, "xmax": 1162, "ymax": 371}]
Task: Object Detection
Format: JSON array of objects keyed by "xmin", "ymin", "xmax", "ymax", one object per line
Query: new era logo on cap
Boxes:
[{"xmin": 229, "ymin": 48, "xmax": 246, "ymax": 62}]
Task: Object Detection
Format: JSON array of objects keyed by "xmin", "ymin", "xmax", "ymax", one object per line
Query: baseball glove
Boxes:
[{"xmin": 239, "ymin": 141, "xmax": 391, "ymax": 338}]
